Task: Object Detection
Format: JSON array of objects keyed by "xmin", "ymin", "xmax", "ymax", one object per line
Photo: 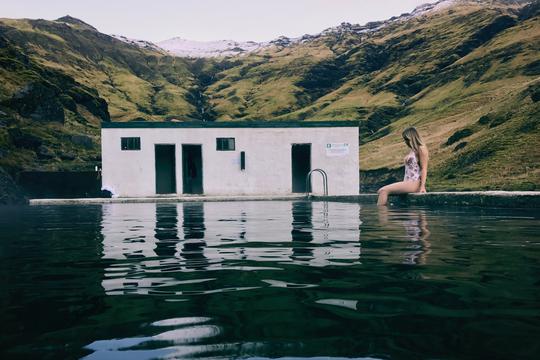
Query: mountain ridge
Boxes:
[{"xmin": 120, "ymin": 0, "xmax": 534, "ymax": 58}]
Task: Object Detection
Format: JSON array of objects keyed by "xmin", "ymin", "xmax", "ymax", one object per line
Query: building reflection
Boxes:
[
  {"xmin": 180, "ymin": 202, "xmax": 208, "ymax": 270},
  {"xmin": 101, "ymin": 203, "xmax": 158, "ymax": 260},
  {"xmin": 291, "ymin": 201, "xmax": 314, "ymax": 260},
  {"xmin": 154, "ymin": 204, "xmax": 180, "ymax": 258},
  {"xmin": 100, "ymin": 201, "xmax": 362, "ymax": 295}
]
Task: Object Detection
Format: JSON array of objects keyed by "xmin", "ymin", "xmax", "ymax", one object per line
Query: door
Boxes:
[
  {"xmin": 291, "ymin": 143, "xmax": 311, "ymax": 193},
  {"xmin": 155, "ymin": 144, "xmax": 176, "ymax": 194},
  {"xmin": 182, "ymin": 145, "xmax": 203, "ymax": 194}
]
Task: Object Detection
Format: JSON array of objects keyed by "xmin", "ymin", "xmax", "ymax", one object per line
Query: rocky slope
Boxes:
[{"xmin": 0, "ymin": 0, "xmax": 538, "ymax": 195}]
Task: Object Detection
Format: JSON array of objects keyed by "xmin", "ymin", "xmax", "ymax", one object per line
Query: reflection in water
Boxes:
[
  {"xmin": 101, "ymin": 203, "xmax": 157, "ymax": 260},
  {"xmin": 155, "ymin": 204, "xmax": 179, "ymax": 258},
  {"xmin": 402, "ymin": 211, "xmax": 431, "ymax": 265},
  {"xmin": 378, "ymin": 206, "xmax": 431, "ymax": 265},
  {"xmin": 100, "ymin": 201, "xmax": 362, "ymax": 295},
  {"xmin": 83, "ymin": 316, "xmax": 224, "ymax": 360},
  {"xmin": 291, "ymin": 201, "xmax": 314, "ymax": 260},
  {"xmin": 3, "ymin": 203, "xmax": 539, "ymax": 359},
  {"xmin": 181, "ymin": 203, "xmax": 208, "ymax": 270}
]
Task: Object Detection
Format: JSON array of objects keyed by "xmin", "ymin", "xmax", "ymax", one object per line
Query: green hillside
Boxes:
[
  {"xmin": 201, "ymin": 0, "xmax": 540, "ymax": 190},
  {"xmin": 0, "ymin": 0, "xmax": 538, "ymax": 196},
  {"xmin": 0, "ymin": 16, "xmax": 199, "ymax": 173}
]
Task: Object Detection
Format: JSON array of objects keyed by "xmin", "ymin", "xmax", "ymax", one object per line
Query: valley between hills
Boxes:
[{"xmin": 0, "ymin": 0, "xmax": 538, "ymax": 201}]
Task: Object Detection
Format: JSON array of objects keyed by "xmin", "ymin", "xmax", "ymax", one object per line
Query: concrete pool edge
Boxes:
[
  {"xmin": 318, "ymin": 191, "xmax": 540, "ymax": 208},
  {"xmin": 28, "ymin": 191, "xmax": 540, "ymax": 208}
]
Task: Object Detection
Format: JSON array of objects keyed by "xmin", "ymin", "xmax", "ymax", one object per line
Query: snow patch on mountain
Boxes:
[
  {"xmin": 111, "ymin": 35, "xmax": 163, "ymax": 52},
  {"xmin": 157, "ymin": 38, "xmax": 269, "ymax": 58},
  {"xmin": 411, "ymin": 0, "xmax": 458, "ymax": 16}
]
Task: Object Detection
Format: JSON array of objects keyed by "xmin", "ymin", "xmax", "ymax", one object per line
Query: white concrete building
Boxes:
[{"xmin": 101, "ymin": 121, "xmax": 359, "ymax": 197}]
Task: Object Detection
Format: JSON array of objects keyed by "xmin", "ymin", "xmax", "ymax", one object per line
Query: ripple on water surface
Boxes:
[{"xmin": 0, "ymin": 201, "xmax": 539, "ymax": 359}]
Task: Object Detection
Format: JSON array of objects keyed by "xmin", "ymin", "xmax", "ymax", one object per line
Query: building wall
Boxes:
[{"xmin": 101, "ymin": 126, "xmax": 359, "ymax": 196}]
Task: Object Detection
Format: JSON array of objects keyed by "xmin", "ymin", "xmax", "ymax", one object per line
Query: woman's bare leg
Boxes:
[{"xmin": 377, "ymin": 181, "xmax": 421, "ymax": 206}]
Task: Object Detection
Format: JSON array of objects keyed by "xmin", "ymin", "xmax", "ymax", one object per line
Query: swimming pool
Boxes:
[{"xmin": 0, "ymin": 201, "xmax": 539, "ymax": 359}]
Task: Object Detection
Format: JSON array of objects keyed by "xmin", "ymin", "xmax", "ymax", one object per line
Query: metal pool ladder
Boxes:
[{"xmin": 305, "ymin": 169, "xmax": 328, "ymax": 197}]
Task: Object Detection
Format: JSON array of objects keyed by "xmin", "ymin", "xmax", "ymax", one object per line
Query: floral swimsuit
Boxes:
[{"xmin": 404, "ymin": 150, "xmax": 421, "ymax": 182}]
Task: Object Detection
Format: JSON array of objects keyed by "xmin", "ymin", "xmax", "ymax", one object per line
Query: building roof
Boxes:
[{"xmin": 101, "ymin": 120, "xmax": 359, "ymax": 129}]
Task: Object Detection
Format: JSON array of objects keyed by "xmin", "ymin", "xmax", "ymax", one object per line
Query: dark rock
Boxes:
[
  {"xmin": 8, "ymin": 81, "xmax": 65, "ymax": 123},
  {"xmin": 36, "ymin": 145, "xmax": 55, "ymax": 159},
  {"xmin": 522, "ymin": 59, "xmax": 540, "ymax": 76},
  {"xmin": 0, "ymin": 111, "xmax": 16, "ymax": 127},
  {"xmin": 59, "ymin": 94, "xmax": 77, "ymax": 112},
  {"xmin": 453, "ymin": 142, "xmax": 468, "ymax": 152},
  {"xmin": 71, "ymin": 134, "xmax": 94, "ymax": 149},
  {"xmin": 68, "ymin": 87, "xmax": 110, "ymax": 121},
  {"xmin": 8, "ymin": 128, "xmax": 42, "ymax": 149},
  {"xmin": 59, "ymin": 151, "xmax": 76, "ymax": 160},
  {"xmin": 0, "ymin": 167, "xmax": 27, "ymax": 205}
]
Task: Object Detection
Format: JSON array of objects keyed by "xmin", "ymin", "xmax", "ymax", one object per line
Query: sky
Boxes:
[{"xmin": 2, "ymin": 0, "xmax": 439, "ymax": 42}]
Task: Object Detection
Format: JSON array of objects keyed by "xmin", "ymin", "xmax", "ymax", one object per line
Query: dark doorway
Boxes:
[
  {"xmin": 155, "ymin": 145, "xmax": 176, "ymax": 194},
  {"xmin": 291, "ymin": 144, "xmax": 311, "ymax": 193},
  {"xmin": 182, "ymin": 145, "xmax": 203, "ymax": 194}
]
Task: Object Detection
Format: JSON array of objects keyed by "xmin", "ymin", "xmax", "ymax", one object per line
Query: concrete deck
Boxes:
[
  {"xmin": 28, "ymin": 191, "xmax": 540, "ymax": 208},
  {"xmin": 319, "ymin": 191, "xmax": 540, "ymax": 208},
  {"xmin": 29, "ymin": 194, "xmax": 307, "ymax": 205}
]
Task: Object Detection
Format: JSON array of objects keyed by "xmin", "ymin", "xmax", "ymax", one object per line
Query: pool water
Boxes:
[{"xmin": 0, "ymin": 201, "xmax": 539, "ymax": 359}]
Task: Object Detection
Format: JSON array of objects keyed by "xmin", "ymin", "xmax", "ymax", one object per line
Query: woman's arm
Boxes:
[{"xmin": 418, "ymin": 146, "xmax": 429, "ymax": 193}]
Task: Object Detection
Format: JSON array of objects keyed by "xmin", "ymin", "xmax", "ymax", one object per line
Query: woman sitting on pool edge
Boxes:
[{"xmin": 377, "ymin": 127, "xmax": 429, "ymax": 206}]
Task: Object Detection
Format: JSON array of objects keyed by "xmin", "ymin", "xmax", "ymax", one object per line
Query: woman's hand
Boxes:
[{"xmin": 419, "ymin": 185, "xmax": 427, "ymax": 193}]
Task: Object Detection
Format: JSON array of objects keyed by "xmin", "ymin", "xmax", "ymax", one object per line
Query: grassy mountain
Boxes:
[
  {"xmin": 0, "ymin": 0, "xmax": 538, "ymax": 194},
  {"xmin": 0, "ymin": 15, "xmax": 202, "ymax": 173},
  {"xmin": 200, "ymin": 0, "xmax": 539, "ymax": 190}
]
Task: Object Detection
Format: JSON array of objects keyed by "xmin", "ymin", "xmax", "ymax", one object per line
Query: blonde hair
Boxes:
[{"xmin": 402, "ymin": 127, "xmax": 424, "ymax": 153}]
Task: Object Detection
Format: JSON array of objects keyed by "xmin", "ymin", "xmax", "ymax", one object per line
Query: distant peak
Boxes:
[{"xmin": 55, "ymin": 15, "xmax": 97, "ymax": 31}]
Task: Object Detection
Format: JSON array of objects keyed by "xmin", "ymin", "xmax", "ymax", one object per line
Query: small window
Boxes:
[
  {"xmin": 216, "ymin": 137, "xmax": 235, "ymax": 151},
  {"xmin": 121, "ymin": 137, "xmax": 140, "ymax": 150},
  {"xmin": 240, "ymin": 151, "xmax": 246, "ymax": 170}
]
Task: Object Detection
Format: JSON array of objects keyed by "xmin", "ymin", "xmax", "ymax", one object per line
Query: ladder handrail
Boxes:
[{"xmin": 305, "ymin": 169, "xmax": 328, "ymax": 196}]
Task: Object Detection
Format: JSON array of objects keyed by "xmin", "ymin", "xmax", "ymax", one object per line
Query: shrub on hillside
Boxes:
[{"xmin": 446, "ymin": 128, "xmax": 473, "ymax": 146}]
